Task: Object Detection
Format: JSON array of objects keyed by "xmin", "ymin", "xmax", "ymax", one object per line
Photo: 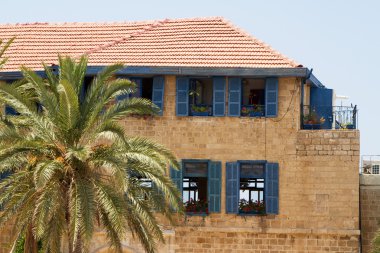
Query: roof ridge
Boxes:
[
  {"xmin": 220, "ymin": 17, "xmax": 301, "ymax": 68},
  {"xmin": 82, "ymin": 18, "xmax": 171, "ymax": 57},
  {"xmin": 0, "ymin": 16, "xmax": 225, "ymax": 27}
]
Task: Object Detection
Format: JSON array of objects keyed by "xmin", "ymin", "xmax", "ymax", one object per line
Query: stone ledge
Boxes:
[
  {"xmin": 360, "ymin": 174, "xmax": 380, "ymax": 186},
  {"xmin": 174, "ymin": 226, "xmax": 360, "ymax": 236}
]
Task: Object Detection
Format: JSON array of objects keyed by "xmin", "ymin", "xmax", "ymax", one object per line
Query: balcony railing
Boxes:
[{"xmin": 302, "ymin": 105, "xmax": 358, "ymax": 130}]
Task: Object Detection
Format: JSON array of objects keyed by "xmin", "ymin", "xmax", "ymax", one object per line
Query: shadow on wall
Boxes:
[{"xmin": 92, "ymin": 244, "xmax": 139, "ymax": 253}]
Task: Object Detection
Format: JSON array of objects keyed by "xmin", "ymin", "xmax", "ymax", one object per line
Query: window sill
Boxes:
[
  {"xmin": 189, "ymin": 112, "xmax": 212, "ymax": 117},
  {"xmin": 185, "ymin": 212, "xmax": 209, "ymax": 217},
  {"xmin": 238, "ymin": 212, "xmax": 266, "ymax": 216}
]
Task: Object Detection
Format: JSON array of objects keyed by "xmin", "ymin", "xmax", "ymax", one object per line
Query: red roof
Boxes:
[{"xmin": 0, "ymin": 17, "xmax": 300, "ymax": 72}]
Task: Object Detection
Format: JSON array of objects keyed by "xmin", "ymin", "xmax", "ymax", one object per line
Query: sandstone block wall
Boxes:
[
  {"xmin": 0, "ymin": 76, "xmax": 361, "ymax": 252},
  {"xmin": 360, "ymin": 174, "xmax": 380, "ymax": 253}
]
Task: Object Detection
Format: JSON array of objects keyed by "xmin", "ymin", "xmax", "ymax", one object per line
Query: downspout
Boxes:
[{"xmin": 300, "ymin": 68, "xmax": 313, "ymax": 129}]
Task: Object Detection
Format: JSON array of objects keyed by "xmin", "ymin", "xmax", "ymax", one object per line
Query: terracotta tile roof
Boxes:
[{"xmin": 0, "ymin": 17, "xmax": 301, "ymax": 72}]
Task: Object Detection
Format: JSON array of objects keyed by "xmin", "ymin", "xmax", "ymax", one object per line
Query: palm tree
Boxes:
[
  {"xmin": 0, "ymin": 38, "xmax": 14, "ymax": 69},
  {"xmin": 0, "ymin": 55, "xmax": 182, "ymax": 253},
  {"xmin": 372, "ymin": 231, "xmax": 380, "ymax": 253}
]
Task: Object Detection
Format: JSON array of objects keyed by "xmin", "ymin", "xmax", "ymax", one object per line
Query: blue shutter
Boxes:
[
  {"xmin": 310, "ymin": 87, "xmax": 333, "ymax": 129},
  {"xmin": 228, "ymin": 78, "xmax": 241, "ymax": 116},
  {"xmin": 265, "ymin": 162, "xmax": 279, "ymax": 214},
  {"xmin": 170, "ymin": 165, "xmax": 183, "ymax": 194},
  {"xmin": 5, "ymin": 106, "xmax": 18, "ymax": 115},
  {"xmin": 176, "ymin": 77, "xmax": 189, "ymax": 116},
  {"xmin": 130, "ymin": 78, "xmax": 142, "ymax": 98},
  {"xmin": 265, "ymin": 78, "xmax": 278, "ymax": 117},
  {"xmin": 213, "ymin": 77, "xmax": 226, "ymax": 116},
  {"xmin": 208, "ymin": 161, "xmax": 221, "ymax": 213},
  {"xmin": 226, "ymin": 162, "xmax": 239, "ymax": 213},
  {"xmin": 152, "ymin": 76, "xmax": 165, "ymax": 116},
  {"xmin": 0, "ymin": 171, "xmax": 11, "ymax": 181}
]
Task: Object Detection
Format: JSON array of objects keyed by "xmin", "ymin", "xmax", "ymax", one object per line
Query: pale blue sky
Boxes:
[{"xmin": 1, "ymin": 0, "xmax": 379, "ymax": 155}]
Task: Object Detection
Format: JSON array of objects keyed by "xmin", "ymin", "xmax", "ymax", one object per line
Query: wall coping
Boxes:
[{"xmin": 360, "ymin": 174, "xmax": 380, "ymax": 186}]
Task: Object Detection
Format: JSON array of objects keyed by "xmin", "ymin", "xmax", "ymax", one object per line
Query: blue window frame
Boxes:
[
  {"xmin": 226, "ymin": 160, "xmax": 279, "ymax": 215},
  {"xmin": 228, "ymin": 77, "xmax": 278, "ymax": 117},
  {"xmin": 117, "ymin": 76, "xmax": 165, "ymax": 115},
  {"xmin": 170, "ymin": 159, "xmax": 221, "ymax": 214},
  {"xmin": 176, "ymin": 77, "xmax": 226, "ymax": 117}
]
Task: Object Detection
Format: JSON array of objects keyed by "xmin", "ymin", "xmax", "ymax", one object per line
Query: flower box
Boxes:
[
  {"xmin": 191, "ymin": 111, "xmax": 210, "ymax": 116},
  {"xmin": 250, "ymin": 111, "xmax": 264, "ymax": 117},
  {"xmin": 184, "ymin": 199, "xmax": 208, "ymax": 215},
  {"xmin": 239, "ymin": 199, "xmax": 265, "ymax": 215},
  {"xmin": 303, "ymin": 124, "xmax": 321, "ymax": 130}
]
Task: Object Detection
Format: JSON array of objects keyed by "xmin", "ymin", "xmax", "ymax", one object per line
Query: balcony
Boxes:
[{"xmin": 302, "ymin": 105, "xmax": 358, "ymax": 130}]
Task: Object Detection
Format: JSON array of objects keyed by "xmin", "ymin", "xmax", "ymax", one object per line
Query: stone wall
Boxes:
[
  {"xmin": 360, "ymin": 174, "xmax": 380, "ymax": 253},
  {"xmin": 0, "ymin": 76, "xmax": 361, "ymax": 252}
]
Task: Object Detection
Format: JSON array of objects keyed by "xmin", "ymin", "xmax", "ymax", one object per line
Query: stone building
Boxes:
[{"xmin": 0, "ymin": 17, "xmax": 360, "ymax": 252}]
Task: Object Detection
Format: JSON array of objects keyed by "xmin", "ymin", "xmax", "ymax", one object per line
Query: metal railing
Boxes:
[{"xmin": 302, "ymin": 105, "xmax": 358, "ymax": 130}]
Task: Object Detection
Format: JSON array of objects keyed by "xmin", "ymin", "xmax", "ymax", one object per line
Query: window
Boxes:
[
  {"xmin": 373, "ymin": 165, "xmax": 380, "ymax": 174},
  {"xmin": 170, "ymin": 160, "xmax": 221, "ymax": 214},
  {"xmin": 117, "ymin": 77, "xmax": 165, "ymax": 115},
  {"xmin": 226, "ymin": 161, "xmax": 279, "ymax": 215},
  {"xmin": 239, "ymin": 163, "xmax": 265, "ymax": 214},
  {"xmin": 189, "ymin": 78, "xmax": 213, "ymax": 116},
  {"xmin": 176, "ymin": 77, "xmax": 226, "ymax": 117},
  {"xmin": 241, "ymin": 79, "xmax": 265, "ymax": 117},
  {"xmin": 228, "ymin": 77, "xmax": 278, "ymax": 117},
  {"xmin": 128, "ymin": 171, "xmax": 153, "ymax": 201},
  {"xmin": 79, "ymin": 76, "xmax": 94, "ymax": 103}
]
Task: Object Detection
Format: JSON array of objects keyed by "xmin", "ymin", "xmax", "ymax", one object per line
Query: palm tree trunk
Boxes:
[{"xmin": 24, "ymin": 224, "xmax": 38, "ymax": 253}]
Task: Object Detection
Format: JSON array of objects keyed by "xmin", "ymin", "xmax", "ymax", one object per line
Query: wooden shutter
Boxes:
[
  {"xmin": 265, "ymin": 78, "xmax": 278, "ymax": 117},
  {"xmin": 5, "ymin": 106, "xmax": 18, "ymax": 115},
  {"xmin": 228, "ymin": 78, "xmax": 241, "ymax": 116},
  {"xmin": 226, "ymin": 162, "xmax": 239, "ymax": 213},
  {"xmin": 170, "ymin": 165, "xmax": 183, "ymax": 194},
  {"xmin": 310, "ymin": 87, "xmax": 333, "ymax": 129},
  {"xmin": 265, "ymin": 162, "xmax": 279, "ymax": 214},
  {"xmin": 213, "ymin": 77, "xmax": 226, "ymax": 116},
  {"xmin": 176, "ymin": 77, "xmax": 189, "ymax": 116},
  {"xmin": 208, "ymin": 161, "xmax": 221, "ymax": 213},
  {"xmin": 152, "ymin": 76, "xmax": 165, "ymax": 116}
]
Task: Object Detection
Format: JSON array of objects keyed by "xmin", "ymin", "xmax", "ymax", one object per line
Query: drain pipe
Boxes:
[{"xmin": 300, "ymin": 68, "xmax": 313, "ymax": 128}]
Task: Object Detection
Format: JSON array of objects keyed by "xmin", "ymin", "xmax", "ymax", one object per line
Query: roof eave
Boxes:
[{"xmin": 0, "ymin": 66, "xmax": 320, "ymax": 81}]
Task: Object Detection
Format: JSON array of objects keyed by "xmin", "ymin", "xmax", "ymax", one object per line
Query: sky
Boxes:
[{"xmin": 0, "ymin": 0, "xmax": 379, "ymax": 156}]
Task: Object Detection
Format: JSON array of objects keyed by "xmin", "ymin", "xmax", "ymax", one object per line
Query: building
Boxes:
[
  {"xmin": 0, "ymin": 17, "xmax": 360, "ymax": 252},
  {"xmin": 362, "ymin": 156, "xmax": 380, "ymax": 174}
]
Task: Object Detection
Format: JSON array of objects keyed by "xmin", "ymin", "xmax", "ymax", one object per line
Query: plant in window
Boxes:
[
  {"xmin": 241, "ymin": 106, "xmax": 251, "ymax": 116},
  {"xmin": 239, "ymin": 199, "xmax": 265, "ymax": 214},
  {"xmin": 184, "ymin": 198, "xmax": 208, "ymax": 214}
]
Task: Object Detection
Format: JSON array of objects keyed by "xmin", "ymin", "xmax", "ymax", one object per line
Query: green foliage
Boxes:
[
  {"xmin": 0, "ymin": 55, "xmax": 182, "ymax": 253},
  {"xmin": 15, "ymin": 237, "xmax": 43, "ymax": 253},
  {"xmin": 0, "ymin": 37, "xmax": 14, "ymax": 69},
  {"xmin": 372, "ymin": 230, "xmax": 380, "ymax": 253}
]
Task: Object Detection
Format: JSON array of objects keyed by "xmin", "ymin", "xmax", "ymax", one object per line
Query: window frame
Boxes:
[
  {"xmin": 170, "ymin": 159, "xmax": 222, "ymax": 215},
  {"xmin": 176, "ymin": 76, "xmax": 226, "ymax": 117},
  {"xmin": 372, "ymin": 164, "xmax": 380, "ymax": 174},
  {"xmin": 226, "ymin": 160, "xmax": 279, "ymax": 215},
  {"xmin": 238, "ymin": 160, "xmax": 266, "ymax": 215}
]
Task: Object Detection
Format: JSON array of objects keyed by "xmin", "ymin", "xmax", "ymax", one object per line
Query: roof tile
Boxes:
[{"xmin": 0, "ymin": 17, "xmax": 300, "ymax": 72}]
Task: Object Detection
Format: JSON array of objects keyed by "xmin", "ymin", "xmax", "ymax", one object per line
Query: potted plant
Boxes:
[
  {"xmin": 241, "ymin": 106, "xmax": 251, "ymax": 116},
  {"xmin": 251, "ymin": 105, "xmax": 264, "ymax": 117},
  {"xmin": 239, "ymin": 199, "xmax": 265, "ymax": 215},
  {"xmin": 303, "ymin": 110, "xmax": 325, "ymax": 129},
  {"xmin": 191, "ymin": 104, "xmax": 210, "ymax": 116},
  {"xmin": 184, "ymin": 198, "xmax": 208, "ymax": 215}
]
